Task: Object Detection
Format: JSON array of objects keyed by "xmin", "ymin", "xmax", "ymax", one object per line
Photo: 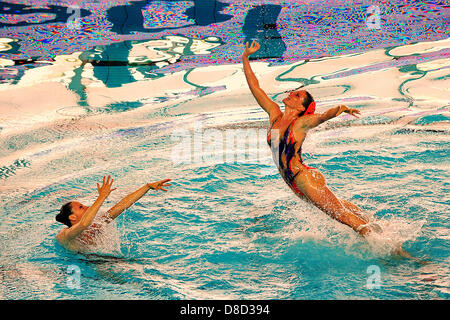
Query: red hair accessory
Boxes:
[{"xmin": 305, "ymin": 101, "xmax": 315, "ymax": 115}]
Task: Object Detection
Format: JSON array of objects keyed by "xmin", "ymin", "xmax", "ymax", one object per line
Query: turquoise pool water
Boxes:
[
  {"xmin": 0, "ymin": 0, "xmax": 449, "ymax": 300},
  {"xmin": 1, "ymin": 116, "xmax": 449, "ymax": 299}
]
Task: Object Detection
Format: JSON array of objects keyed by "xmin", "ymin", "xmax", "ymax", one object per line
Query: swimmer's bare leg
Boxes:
[
  {"xmin": 340, "ymin": 199, "xmax": 385, "ymax": 233},
  {"xmin": 340, "ymin": 199, "xmax": 368, "ymax": 220},
  {"xmin": 339, "ymin": 199, "xmax": 423, "ymax": 261},
  {"xmin": 340, "ymin": 201, "xmax": 425, "ymax": 262},
  {"xmin": 297, "ymin": 173, "xmax": 426, "ymax": 262},
  {"xmin": 313, "ymin": 192, "xmax": 422, "ymax": 261},
  {"xmin": 341, "ymin": 200, "xmax": 427, "ymax": 262},
  {"xmin": 302, "ymin": 183, "xmax": 371, "ymax": 236}
]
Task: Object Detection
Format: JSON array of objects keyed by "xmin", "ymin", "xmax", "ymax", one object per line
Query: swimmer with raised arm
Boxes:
[
  {"xmin": 242, "ymin": 41, "xmax": 416, "ymax": 259},
  {"xmin": 56, "ymin": 175, "xmax": 171, "ymax": 252}
]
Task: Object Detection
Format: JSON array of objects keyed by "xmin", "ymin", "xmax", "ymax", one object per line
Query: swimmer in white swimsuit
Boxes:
[{"xmin": 55, "ymin": 175, "xmax": 171, "ymax": 252}]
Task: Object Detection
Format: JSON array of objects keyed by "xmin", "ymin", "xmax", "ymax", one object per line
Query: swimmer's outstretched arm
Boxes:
[
  {"xmin": 105, "ymin": 179, "xmax": 171, "ymax": 220},
  {"xmin": 57, "ymin": 176, "xmax": 116, "ymax": 242},
  {"xmin": 301, "ymin": 105, "xmax": 361, "ymax": 129},
  {"xmin": 242, "ymin": 41, "xmax": 281, "ymax": 121}
]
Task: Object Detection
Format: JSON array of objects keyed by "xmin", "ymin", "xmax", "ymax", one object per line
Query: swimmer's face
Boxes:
[
  {"xmin": 283, "ymin": 90, "xmax": 308, "ymax": 111},
  {"xmin": 69, "ymin": 201, "xmax": 89, "ymax": 224}
]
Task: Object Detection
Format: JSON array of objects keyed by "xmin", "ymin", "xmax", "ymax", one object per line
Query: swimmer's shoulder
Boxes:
[
  {"xmin": 56, "ymin": 228, "xmax": 70, "ymax": 244},
  {"xmin": 294, "ymin": 114, "xmax": 321, "ymax": 130},
  {"xmin": 269, "ymin": 112, "xmax": 282, "ymax": 127},
  {"xmin": 56, "ymin": 229, "xmax": 80, "ymax": 252}
]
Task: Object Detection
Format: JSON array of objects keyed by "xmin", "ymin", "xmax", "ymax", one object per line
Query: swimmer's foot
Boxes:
[
  {"xmin": 393, "ymin": 247, "xmax": 430, "ymax": 265},
  {"xmin": 357, "ymin": 222, "xmax": 383, "ymax": 235},
  {"xmin": 369, "ymin": 222, "xmax": 383, "ymax": 234}
]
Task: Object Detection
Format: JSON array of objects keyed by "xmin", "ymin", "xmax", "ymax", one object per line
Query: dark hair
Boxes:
[
  {"xmin": 56, "ymin": 202, "xmax": 73, "ymax": 227},
  {"xmin": 298, "ymin": 91, "xmax": 314, "ymax": 117}
]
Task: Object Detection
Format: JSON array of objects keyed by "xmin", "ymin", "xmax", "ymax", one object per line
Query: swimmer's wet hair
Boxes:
[
  {"xmin": 299, "ymin": 91, "xmax": 314, "ymax": 117},
  {"xmin": 56, "ymin": 202, "xmax": 72, "ymax": 227},
  {"xmin": 304, "ymin": 91, "xmax": 314, "ymax": 107}
]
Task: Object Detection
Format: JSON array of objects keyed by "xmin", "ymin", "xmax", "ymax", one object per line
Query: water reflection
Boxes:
[
  {"xmin": 107, "ymin": 0, "xmax": 232, "ymax": 35},
  {"xmin": 0, "ymin": 1, "xmax": 91, "ymax": 27},
  {"xmin": 242, "ymin": 4, "xmax": 285, "ymax": 59}
]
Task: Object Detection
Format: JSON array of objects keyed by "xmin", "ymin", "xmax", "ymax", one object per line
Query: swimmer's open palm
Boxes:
[
  {"xmin": 243, "ymin": 41, "xmax": 260, "ymax": 57},
  {"xmin": 342, "ymin": 106, "xmax": 361, "ymax": 118},
  {"xmin": 97, "ymin": 175, "xmax": 116, "ymax": 198},
  {"xmin": 148, "ymin": 178, "xmax": 172, "ymax": 192}
]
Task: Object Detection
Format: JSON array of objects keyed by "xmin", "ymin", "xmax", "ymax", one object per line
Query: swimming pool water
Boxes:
[{"xmin": 0, "ymin": 0, "xmax": 449, "ymax": 300}]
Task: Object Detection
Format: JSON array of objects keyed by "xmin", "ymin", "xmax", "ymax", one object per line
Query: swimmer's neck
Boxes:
[{"xmin": 281, "ymin": 107, "xmax": 302, "ymax": 122}]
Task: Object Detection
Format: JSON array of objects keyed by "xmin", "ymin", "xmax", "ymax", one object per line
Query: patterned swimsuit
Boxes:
[{"xmin": 267, "ymin": 116, "xmax": 315, "ymax": 197}]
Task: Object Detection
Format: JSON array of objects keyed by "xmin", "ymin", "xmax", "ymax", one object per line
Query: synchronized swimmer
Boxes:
[
  {"xmin": 242, "ymin": 41, "xmax": 374, "ymax": 236},
  {"xmin": 242, "ymin": 41, "xmax": 417, "ymax": 260},
  {"xmin": 56, "ymin": 176, "xmax": 171, "ymax": 252}
]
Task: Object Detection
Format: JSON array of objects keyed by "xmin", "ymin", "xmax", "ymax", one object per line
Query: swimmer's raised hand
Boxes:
[
  {"xmin": 97, "ymin": 175, "xmax": 117, "ymax": 198},
  {"xmin": 243, "ymin": 41, "xmax": 260, "ymax": 57},
  {"xmin": 337, "ymin": 105, "xmax": 361, "ymax": 118},
  {"xmin": 148, "ymin": 178, "xmax": 172, "ymax": 192},
  {"xmin": 346, "ymin": 107, "xmax": 361, "ymax": 118}
]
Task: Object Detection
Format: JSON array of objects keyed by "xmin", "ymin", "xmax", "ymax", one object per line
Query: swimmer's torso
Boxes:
[
  {"xmin": 58, "ymin": 213, "xmax": 113, "ymax": 253},
  {"xmin": 267, "ymin": 116, "xmax": 318, "ymax": 197}
]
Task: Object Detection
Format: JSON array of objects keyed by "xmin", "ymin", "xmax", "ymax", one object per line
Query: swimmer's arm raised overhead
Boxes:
[
  {"xmin": 301, "ymin": 105, "xmax": 361, "ymax": 129},
  {"xmin": 105, "ymin": 179, "xmax": 171, "ymax": 220},
  {"xmin": 57, "ymin": 176, "xmax": 116, "ymax": 243},
  {"xmin": 242, "ymin": 41, "xmax": 282, "ymax": 121}
]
